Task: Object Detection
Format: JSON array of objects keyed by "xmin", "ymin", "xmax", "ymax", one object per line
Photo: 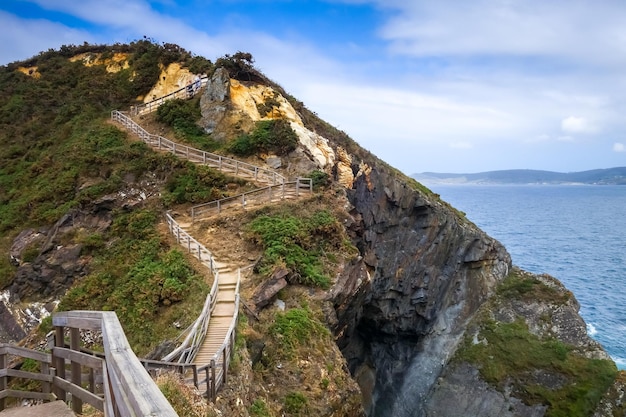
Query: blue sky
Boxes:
[{"xmin": 2, "ymin": 0, "xmax": 626, "ymax": 174}]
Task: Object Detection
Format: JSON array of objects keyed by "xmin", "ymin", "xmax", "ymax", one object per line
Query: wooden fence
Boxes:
[
  {"xmin": 130, "ymin": 76, "xmax": 208, "ymax": 116},
  {"xmin": 163, "ymin": 213, "xmax": 221, "ymax": 363},
  {"xmin": 190, "ymin": 178, "xmax": 313, "ymax": 221},
  {"xmin": 0, "ymin": 311, "xmax": 177, "ymax": 416},
  {"xmin": 111, "ymin": 110, "xmax": 285, "ymax": 185}
]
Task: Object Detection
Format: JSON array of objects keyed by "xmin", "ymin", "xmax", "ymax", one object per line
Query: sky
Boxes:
[{"xmin": 2, "ymin": 0, "xmax": 626, "ymax": 175}]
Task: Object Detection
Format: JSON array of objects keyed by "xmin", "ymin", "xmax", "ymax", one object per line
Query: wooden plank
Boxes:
[
  {"xmin": 0, "ymin": 345, "xmax": 51, "ymax": 363},
  {"xmin": 0, "ymin": 389, "xmax": 56, "ymax": 401},
  {"xmin": 101, "ymin": 312, "xmax": 178, "ymax": 417},
  {"xmin": 53, "ymin": 377, "xmax": 103, "ymax": 411},
  {"xmin": 53, "ymin": 347, "xmax": 104, "ymax": 370},
  {"xmin": 4, "ymin": 369, "xmax": 53, "ymax": 382}
]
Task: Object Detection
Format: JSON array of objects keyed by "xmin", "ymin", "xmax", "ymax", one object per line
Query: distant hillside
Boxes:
[{"xmin": 412, "ymin": 167, "xmax": 626, "ymax": 185}]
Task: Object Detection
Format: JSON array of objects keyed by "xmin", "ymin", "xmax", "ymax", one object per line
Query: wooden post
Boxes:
[
  {"xmin": 0, "ymin": 349, "xmax": 6, "ymax": 411},
  {"xmin": 54, "ymin": 325, "xmax": 66, "ymax": 401},
  {"xmin": 296, "ymin": 178, "xmax": 300, "ymax": 196},
  {"xmin": 41, "ymin": 360, "xmax": 51, "ymax": 401},
  {"xmin": 222, "ymin": 349, "xmax": 228, "ymax": 384},
  {"xmin": 88, "ymin": 367, "xmax": 95, "ymax": 394},
  {"xmin": 210, "ymin": 360, "xmax": 216, "ymax": 400},
  {"xmin": 70, "ymin": 327, "xmax": 83, "ymax": 414},
  {"xmin": 192, "ymin": 365, "xmax": 199, "ymax": 389}
]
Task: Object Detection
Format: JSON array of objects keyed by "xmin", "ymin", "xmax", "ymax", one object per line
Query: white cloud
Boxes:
[
  {"xmin": 449, "ymin": 141, "xmax": 473, "ymax": 149},
  {"xmin": 613, "ymin": 143, "xmax": 626, "ymax": 152},
  {"xmin": 369, "ymin": 1, "xmax": 626, "ymax": 67},
  {"xmin": 0, "ymin": 11, "xmax": 95, "ymax": 64},
  {"xmin": 561, "ymin": 116, "xmax": 595, "ymax": 134}
]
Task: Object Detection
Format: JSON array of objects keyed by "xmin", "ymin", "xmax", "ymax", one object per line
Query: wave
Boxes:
[{"xmin": 586, "ymin": 323, "xmax": 598, "ymax": 337}]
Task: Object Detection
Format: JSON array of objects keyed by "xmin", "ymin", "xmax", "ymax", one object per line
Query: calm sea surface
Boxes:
[{"xmin": 428, "ymin": 184, "xmax": 626, "ymax": 369}]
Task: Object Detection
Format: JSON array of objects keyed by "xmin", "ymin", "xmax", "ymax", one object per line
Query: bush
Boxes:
[
  {"xmin": 162, "ymin": 163, "xmax": 230, "ymax": 206},
  {"xmin": 270, "ymin": 308, "xmax": 329, "ymax": 357},
  {"xmin": 283, "ymin": 391, "xmax": 309, "ymax": 415},
  {"xmin": 247, "ymin": 210, "xmax": 344, "ymax": 288},
  {"xmin": 456, "ymin": 315, "xmax": 617, "ymax": 417},
  {"xmin": 309, "ymin": 170, "xmax": 330, "ymax": 190},
  {"xmin": 250, "ymin": 399, "xmax": 271, "ymax": 417},
  {"xmin": 156, "ymin": 99, "xmax": 218, "ymax": 151},
  {"xmin": 230, "ymin": 119, "xmax": 298, "ymax": 157}
]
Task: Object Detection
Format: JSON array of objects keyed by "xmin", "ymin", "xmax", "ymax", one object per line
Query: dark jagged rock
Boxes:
[
  {"xmin": 331, "ymin": 166, "xmax": 511, "ymax": 417},
  {"xmin": 0, "ymin": 302, "xmax": 27, "ymax": 342},
  {"xmin": 251, "ymin": 267, "xmax": 289, "ymax": 311}
]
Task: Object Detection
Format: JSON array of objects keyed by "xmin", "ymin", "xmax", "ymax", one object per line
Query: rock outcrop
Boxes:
[
  {"xmin": 188, "ymin": 68, "xmax": 621, "ymax": 416},
  {"xmin": 331, "ymin": 166, "xmax": 511, "ymax": 416}
]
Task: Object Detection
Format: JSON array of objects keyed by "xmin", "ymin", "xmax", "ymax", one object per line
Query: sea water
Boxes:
[{"xmin": 427, "ymin": 184, "xmax": 626, "ymax": 369}]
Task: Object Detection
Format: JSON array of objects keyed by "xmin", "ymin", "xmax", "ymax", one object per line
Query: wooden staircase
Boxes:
[{"xmin": 111, "ymin": 85, "xmax": 314, "ymax": 399}]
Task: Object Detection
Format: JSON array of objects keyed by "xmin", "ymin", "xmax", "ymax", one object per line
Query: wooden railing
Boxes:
[
  {"xmin": 0, "ymin": 311, "xmax": 177, "ymax": 416},
  {"xmin": 163, "ymin": 213, "xmax": 221, "ymax": 363},
  {"xmin": 191, "ymin": 178, "xmax": 313, "ymax": 221},
  {"xmin": 159, "ymin": 213, "xmax": 244, "ymax": 400},
  {"xmin": 111, "ymin": 110, "xmax": 285, "ymax": 185},
  {"xmin": 0, "ymin": 345, "xmax": 54, "ymax": 408},
  {"xmin": 130, "ymin": 76, "xmax": 208, "ymax": 116},
  {"xmin": 53, "ymin": 311, "xmax": 177, "ymax": 416}
]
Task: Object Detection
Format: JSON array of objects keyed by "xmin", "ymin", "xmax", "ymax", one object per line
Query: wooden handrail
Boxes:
[
  {"xmin": 190, "ymin": 178, "xmax": 313, "ymax": 222},
  {"xmin": 130, "ymin": 76, "xmax": 208, "ymax": 116},
  {"xmin": 111, "ymin": 110, "xmax": 286, "ymax": 185},
  {"xmin": 53, "ymin": 311, "xmax": 178, "ymax": 416}
]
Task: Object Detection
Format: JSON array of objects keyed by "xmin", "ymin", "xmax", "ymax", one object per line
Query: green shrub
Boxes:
[
  {"xmin": 308, "ymin": 170, "xmax": 330, "ymax": 190},
  {"xmin": 230, "ymin": 119, "xmax": 298, "ymax": 157},
  {"xmin": 156, "ymin": 99, "xmax": 218, "ymax": 151},
  {"xmin": 250, "ymin": 398, "xmax": 272, "ymax": 417},
  {"xmin": 247, "ymin": 210, "xmax": 343, "ymax": 288},
  {"xmin": 162, "ymin": 163, "xmax": 231, "ymax": 205},
  {"xmin": 270, "ymin": 307, "xmax": 329, "ymax": 357},
  {"xmin": 456, "ymin": 317, "xmax": 617, "ymax": 417},
  {"xmin": 283, "ymin": 391, "xmax": 308, "ymax": 415}
]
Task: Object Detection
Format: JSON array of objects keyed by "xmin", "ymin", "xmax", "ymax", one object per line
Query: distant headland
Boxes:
[{"xmin": 412, "ymin": 167, "xmax": 626, "ymax": 185}]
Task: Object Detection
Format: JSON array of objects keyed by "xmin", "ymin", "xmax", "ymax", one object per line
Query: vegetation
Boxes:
[
  {"xmin": 230, "ymin": 119, "xmax": 298, "ymax": 157},
  {"xmin": 284, "ymin": 391, "xmax": 309, "ymax": 415},
  {"xmin": 269, "ymin": 307, "xmax": 330, "ymax": 358},
  {"xmin": 59, "ymin": 209, "xmax": 209, "ymax": 353},
  {"xmin": 158, "ymin": 373, "xmax": 217, "ymax": 417},
  {"xmin": 163, "ymin": 162, "xmax": 239, "ymax": 205},
  {"xmin": 308, "ymin": 170, "xmax": 331, "ymax": 190},
  {"xmin": 497, "ymin": 270, "xmax": 572, "ymax": 304},
  {"xmin": 455, "ymin": 270, "xmax": 617, "ymax": 417},
  {"xmin": 247, "ymin": 205, "xmax": 348, "ymax": 288},
  {"xmin": 155, "ymin": 98, "xmax": 219, "ymax": 151},
  {"xmin": 250, "ymin": 398, "xmax": 272, "ymax": 417}
]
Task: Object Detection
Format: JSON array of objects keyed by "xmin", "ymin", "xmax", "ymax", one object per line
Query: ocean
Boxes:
[{"xmin": 427, "ymin": 184, "xmax": 626, "ymax": 369}]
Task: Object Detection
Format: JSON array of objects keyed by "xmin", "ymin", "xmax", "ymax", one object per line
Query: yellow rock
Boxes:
[
  {"xmin": 69, "ymin": 52, "xmax": 130, "ymax": 73},
  {"xmin": 17, "ymin": 66, "xmax": 40, "ymax": 78},
  {"xmin": 143, "ymin": 62, "xmax": 196, "ymax": 103}
]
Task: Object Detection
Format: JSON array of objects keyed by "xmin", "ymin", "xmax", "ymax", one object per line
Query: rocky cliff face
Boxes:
[
  {"xmin": 333, "ymin": 167, "xmax": 511, "ymax": 416},
  {"xmin": 198, "ymin": 73, "xmax": 519, "ymax": 416}
]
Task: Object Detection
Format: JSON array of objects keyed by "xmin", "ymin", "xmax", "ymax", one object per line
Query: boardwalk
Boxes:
[{"xmin": 112, "ymin": 88, "xmax": 312, "ymax": 397}]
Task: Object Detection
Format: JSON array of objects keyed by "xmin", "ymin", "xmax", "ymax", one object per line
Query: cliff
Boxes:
[
  {"xmin": 195, "ymin": 65, "xmax": 621, "ymax": 416},
  {"xmin": 0, "ymin": 43, "xmax": 622, "ymax": 416}
]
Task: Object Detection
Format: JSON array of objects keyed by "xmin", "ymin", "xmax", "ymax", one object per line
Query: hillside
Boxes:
[
  {"xmin": 1, "ymin": 42, "xmax": 624, "ymax": 417},
  {"xmin": 412, "ymin": 167, "xmax": 626, "ymax": 185}
]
